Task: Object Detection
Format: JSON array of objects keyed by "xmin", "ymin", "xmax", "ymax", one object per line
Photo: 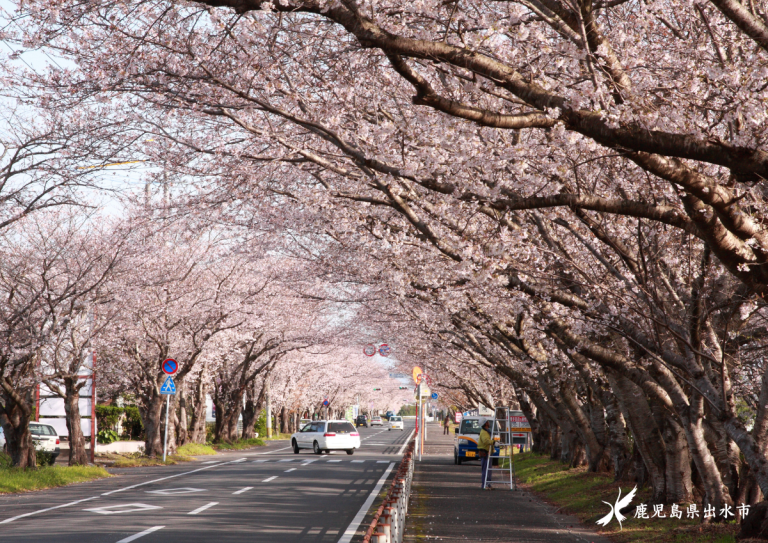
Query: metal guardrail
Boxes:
[{"xmin": 363, "ymin": 438, "xmax": 415, "ymax": 543}]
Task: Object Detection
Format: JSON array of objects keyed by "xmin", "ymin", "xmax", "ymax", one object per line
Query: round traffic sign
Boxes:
[
  {"xmin": 162, "ymin": 358, "xmax": 178, "ymax": 375},
  {"xmin": 378, "ymin": 344, "xmax": 391, "ymax": 357},
  {"xmin": 363, "ymin": 344, "xmax": 376, "ymax": 357},
  {"xmin": 431, "ymin": 392, "xmax": 438, "ymax": 400},
  {"xmin": 322, "ymin": 399, "xmax": 330, "ymax": 407}
]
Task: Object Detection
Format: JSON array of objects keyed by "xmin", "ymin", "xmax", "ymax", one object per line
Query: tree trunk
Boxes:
[
  {"xmin": 63, "ymin": 378, "xmax": 89, "ymax": 466},
  {"xmin": 141, "ymin": 393, "xmax": 165, "ymax": 457},
  {"xmin": 176, "ymin": 381, "xmax": 189, "ymax": 447},
  {"xmin": 608, "ymin": 372, "xmax": 668, "ymax": 502},
  {"xmin": 189, "ymin": 377, "xmax": 208, "ymax": 444},
  {"xmin": 0, "ymin": 386, "xmax": 36, "ymax": 468},
  {"xmin": 280, "ymin": 405, "xmax": 289, "ymax": 434},
  {"xmin": 661, "ymin": 418, "xmax": 694, "ymax": 503},
  {"xmin": 242, "ymin": 383, "xmax": 263, "ymax": 440}
]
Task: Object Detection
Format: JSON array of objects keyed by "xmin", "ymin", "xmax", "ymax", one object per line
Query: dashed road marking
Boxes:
[
  {"xmin": 116, "ymin": 526, "xmax": 164, "ymax": 543},
  {"xmin": 233, "ymin": 487, "xmax": 253, "ymax": 495},
  {"xmin": 188, "ymin": 502, "xmax": 218, "ymax": 515},
  {"xmin": 0, "ymin": 496, "xmax": 97, "ymax": 525},
  {"xmin": 263, "ymin": 476, "xmax": 278, "ymax": 482},
  {"xmin": 284, "ymin": 468, "xmax": 297, "ymax": 472}
]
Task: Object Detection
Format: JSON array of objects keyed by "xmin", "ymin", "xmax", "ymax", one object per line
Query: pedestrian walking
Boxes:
[
  {"xmin": 443, "ymin": 413, "xmax": 451, "ymax": 435},
  {"xmin": 478, "ymin": 419, "xmax": 494, "ymax": 489}
]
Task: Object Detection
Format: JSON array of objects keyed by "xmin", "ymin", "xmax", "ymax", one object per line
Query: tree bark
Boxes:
[
  {"xmin": 63, "ymin": 378, "xmax": 89, "ymax": 466},
  {"xmin": 0, "ymin": 385, "xmax": 36, "ymax": 468}
]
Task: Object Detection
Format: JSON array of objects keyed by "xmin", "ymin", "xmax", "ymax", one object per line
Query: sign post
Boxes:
[{"xmin": 160, "ymin": 359, "xmax": 178, "ymax": 463}]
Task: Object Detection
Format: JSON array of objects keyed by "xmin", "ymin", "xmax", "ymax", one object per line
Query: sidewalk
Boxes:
[{"xmin": 403, "ymin": 422, "xmax": 611, "ymax": 543}]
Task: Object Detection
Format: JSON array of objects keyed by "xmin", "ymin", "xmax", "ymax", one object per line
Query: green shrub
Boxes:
[
  {"xmin": 97, "ymin": 429, "xmax": 119, "ymax": 444},
  {"xmin": 122, "ymin": 406, "xmax": 144, "ymax": 440},
  {"xmin": 95, "ymin": 405, "xmax": 123, "ymax": 429},
  {"xmin": 254, "ymin": 410, "xmax": 267, "ymax": 438},
  {"xmin": 35, "ymin": 450, "xmax": 56, "ymax": 466}
]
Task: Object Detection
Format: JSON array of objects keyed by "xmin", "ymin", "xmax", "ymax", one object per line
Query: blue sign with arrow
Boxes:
[
  {"xmin": 431, "ymin": 392, "xmax": 438, "ymax": 400},
  {"xmin": 160, "ymin": 376, "xmax": 176, "ymax": 395}
]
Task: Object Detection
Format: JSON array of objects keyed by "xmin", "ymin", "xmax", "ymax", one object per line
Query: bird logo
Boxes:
[{"xmin": 596, "ymin": 486, "xmax": 637, "ymax": 530}]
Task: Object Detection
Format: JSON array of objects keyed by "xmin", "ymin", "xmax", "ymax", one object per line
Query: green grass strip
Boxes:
[
  {"xmin": 213, "ymin": 438, "xmax": 264, "ymax": 450},
  {"xmin": 176, "ymin": 443, "xmax": 217, "ymax": 456},
  {"xmin": 0, "ymin": 465, "xmax": 111, "ymax": 494},
  {"xmin": 514, "ymin": 452, "xmax": 738, "ymax": 543}
]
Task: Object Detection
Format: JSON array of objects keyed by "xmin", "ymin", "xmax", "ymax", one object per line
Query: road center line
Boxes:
[
  {"xmin": 262, "ymin": 476, "xmax": 278, "ymax": 482},
  {"xmin": 284, "ymin": 467, "xmax": 297, "ymax": 472},
  {"xmin": 0, "ymin": 496, "xmax": 98, "ymax": 525},
  {"xmin": 337, "ymin": 463, "xmax": 396, "ymax": 543},
  {"xmin": 188, "ymin": 502, "xmax": 218, "ymax": 515},
  {"xmin": 251, "ymin": 446, "xmax": 292, "ymax": 455},
  {"xmin": 301, "ymin": 459, "xmax": 317, "ymax": 465},
  {"xmin": 102, "ymin": 459, "xmax": 242, "ymax": 496},
  {"xmin": 116, "ymin": 526, "xmax": 165, "ymax": 543},
  {"xmin": 233, "ymin": 487, "xmax": 253, "ymax": 495}
]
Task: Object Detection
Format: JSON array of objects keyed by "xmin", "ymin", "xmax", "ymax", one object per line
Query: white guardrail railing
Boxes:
[{"xmin": 363, "ymin": 437, "xmax": 415, "ymax": 543}]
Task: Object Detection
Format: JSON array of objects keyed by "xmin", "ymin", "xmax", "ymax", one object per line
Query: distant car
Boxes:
[
  {"xmin": 385, "ymin": 411, "xmax": 395, "ymax": 420},
  {"xmin": 370, "ymin": 416, "xmax": 383, "ymax": 426},
  {"xmin": 298, "ymin": 419, "xmax": 312, "ymax": 430},
  {"xmin": 30, "ymin": 423, "xmax": 61, "ymax": 465},
  {"xmin": 290, "ymin": 420, "xmax": 360, "ymax": 455},
  {"xmin": 389, "ymin": 416, "xmax": 404, "ymax": 431},
  {"xmin": 355, "ymin": 415, "xmax": 368, "ymax": 428}
]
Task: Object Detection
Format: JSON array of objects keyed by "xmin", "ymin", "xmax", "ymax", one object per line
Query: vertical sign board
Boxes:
[
  {"xmin": 160, "ymin": 374, "xmax": 176, "ymax": 462},
  {"xmin": 508, "ymin": 410, "xmax": 532, "ymax": 451}
]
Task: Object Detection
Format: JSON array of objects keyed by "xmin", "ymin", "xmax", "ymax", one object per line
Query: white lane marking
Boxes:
[
  {"xmin": 145, "ymin": 488, "xmax": 204, "ymax": 495},
  {"xmin": 101, "ymin": 459, "xmax": 240, "ymax": 496},
  {"xmin": 351, "ymin": 460, "xmax": 365, "ymax": 463},
  {"xmin": 301, "ymin": 459, "xmax": 317, "ymax": 465},
  {"xmin": 253, "ymin": 459, "xmax": 269, "ymax": 463},
  {"xmin": 84, "ymin": 503, "xmax": 162, "ymax": 515},
  {"xmin": 284, "ymin": 468, "xmax": 297, "ymax": 472},
  {"xmin": 262, "ymin": 476, "xmax": 278, "ymax": 482},
  {"xmin": 188, "ymin": 502, "xmax": 219, "ymax": 515},
  {"xmin": 328, "ymin": 460, "xmax": 342, "ymax": 463},
  {"xmin": 397, "ymin": 430, "xmax": 415, "ymax": 455},
  {"xmin": 0, "ymin": 496, "xmax": 97, "ymax": 525},
  {"xmin": 376, "ymin": 461, "xmax": 390, "ymax": 463},
  {"xmin": 201, "ymin": 460, "xmax": 218, "ymax": 464},
  {"xmin": 278, "ymin": 459, "xmax": 294, "ymax": 462},
  {"xmin": 232, "ymin": 458, "xmax": 246, "ymax": 463},
  {"xmin": 233, "ymin": 487, "xmax": 253, "ymax": 495},
  {"xmin": 337, "ymin": 463, "xmax": 396, "ymax": 543},
  {"xmin": 116, "ymin": 526, "xmax": 165, "ymax": 543},
  {"xmin": 251, "ymin": 446, "xmax": 292, "ymax": 455}
]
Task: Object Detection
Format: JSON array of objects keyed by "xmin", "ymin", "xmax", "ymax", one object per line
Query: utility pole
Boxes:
[
  {"xmin": 265, "ymin": 380, "xmax": 272, "ymax": 439},
  {"xmin": 417, "ymin": 382, "xmax": 423, "ymax": 461}
]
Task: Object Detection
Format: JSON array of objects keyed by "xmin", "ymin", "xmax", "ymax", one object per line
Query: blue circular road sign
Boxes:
[
  {"xmin": 431, "ymin": 392, "xmax": 438, "ymax": 400},
  {"xmin": 162, "ymin": 358, "xmax": 178, "ymax": 375},
  {"xmin": 322, "ymin": 399, "xmax": 330, "ymax": 407}
]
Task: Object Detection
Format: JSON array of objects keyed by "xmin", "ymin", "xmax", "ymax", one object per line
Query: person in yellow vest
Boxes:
[{"xmin": 478, "ymin": 419, "xmax": 494, "ymax": 489}]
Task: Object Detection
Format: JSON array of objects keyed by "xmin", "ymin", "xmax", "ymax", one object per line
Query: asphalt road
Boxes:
[{"xmin": 0, "ymin": 423, "xmax": 414, "ymax": 543}]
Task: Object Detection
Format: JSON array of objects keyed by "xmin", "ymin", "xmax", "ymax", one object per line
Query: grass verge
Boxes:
[
  {"xmin": 0, "ymin": 453, "xmax": 111, "ymax": 494},
  {"xmin": 514, "ymin": 452, "xmax": 738, "ymax": 543},
  {"xmin": 213, "ymin": 438, "xmax": 265, "ymax": 450},
  {"xmin": 104, "ymin": 452, "xmax": 195, "ymax": 468},
  {"xmin": 176, "ymin": 443, "xmax": 217, "ymax": 456},
  {"xmin": 263, "ymin": 433, "xmax": 292, "ymax": 441}
]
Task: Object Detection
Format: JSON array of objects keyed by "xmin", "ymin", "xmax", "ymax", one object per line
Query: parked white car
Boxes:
[
  {"xmin": 291, "ymin": 420, "xmax": 360, "ymax": 455},
  {"xmin": 370, "ymin": 416, "xmax": 383, "ymax": 426},
  {"xmin": 30, "ymin": 423, "xmax": 61, "ymax": 465},
  {"xmin": 389, "ymin": 416, "xmax": 404, "ymax": 431}
]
